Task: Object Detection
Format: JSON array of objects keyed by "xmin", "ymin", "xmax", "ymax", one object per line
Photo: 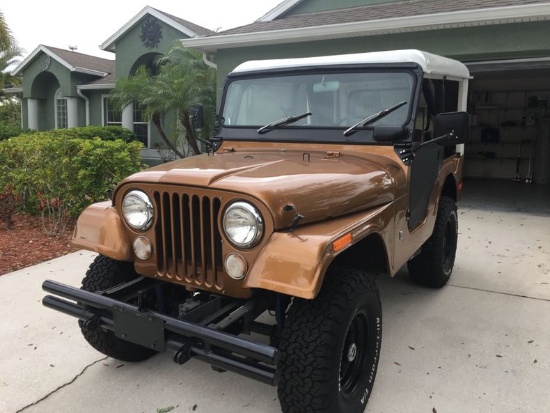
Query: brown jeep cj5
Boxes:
[{"xmin": 43, "ymin": 49, "xmax": 470, "ymax": 413}]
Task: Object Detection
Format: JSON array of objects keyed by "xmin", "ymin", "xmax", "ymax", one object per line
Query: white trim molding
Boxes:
[
  {"xmin": 77, "ymin": 83, "xmax": 115, "ymax": 91},
  {"xmin": 258, "ymin": 0, "xmax": 303, "ymax": 22}
]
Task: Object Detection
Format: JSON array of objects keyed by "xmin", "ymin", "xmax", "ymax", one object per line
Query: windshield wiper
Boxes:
[
  {"xmin": 257, "ymin": 112, "xmax": 312, "ymax": 134},
  {"xmin": 343, "ymin": 101, "xmax": 407, "ymax": 137}
]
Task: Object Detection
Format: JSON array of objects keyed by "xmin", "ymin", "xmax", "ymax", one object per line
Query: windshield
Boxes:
[{"xmin": 220, "ymin": 70, "xmax": 415, "ymax": 135}]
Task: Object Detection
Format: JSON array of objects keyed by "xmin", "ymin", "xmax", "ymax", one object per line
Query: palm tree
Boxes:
[
  {"xmin": 0, "ymin": 10, "xmax": 23, "ymax": 90},
  {"xmin": 0, "ymin": 11, "xmax": 11, "ymax": 50},
  {"xmin": 110, "ymin": 43, "xmax": 216, "ymax": 158}
]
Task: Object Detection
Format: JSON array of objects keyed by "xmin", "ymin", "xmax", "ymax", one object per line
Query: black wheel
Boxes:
[
  {"xmin": 78, "ymin": 255, "xmax": 157, "ymax": 362},
  {"xmin": 277, "ymin": 267, "xmax": 382, "ymax": 413},
  {"xmin": 408, "ymin": 196, "xmax": 458, "ymax": 288}
]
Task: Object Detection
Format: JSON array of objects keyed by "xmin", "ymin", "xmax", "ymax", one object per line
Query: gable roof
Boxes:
[
  {"xmin": 101, "ymin": 6, "xmax": 214, "ymax": 52},
  {"xmin": 11, "ymin": 45, "xmax": 114, "ymax": 77},
  {"xmin": 183, "ymin": 0, "xmax": 550, "ymax": 52}
]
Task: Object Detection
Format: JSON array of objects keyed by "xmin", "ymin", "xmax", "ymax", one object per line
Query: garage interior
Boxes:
[{"xmin": 465, "ymin": 59, "xmax": 550, "ymax": 186}]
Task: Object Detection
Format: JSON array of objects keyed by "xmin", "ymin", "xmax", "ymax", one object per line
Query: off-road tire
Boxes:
[
  {"xmin": 78, "ymin": 254, "xmax": 157, "ymax": 362},
  {"xmin": 277, "ymin": 267, "xmax": 382, "ymax": 413},
  {"xmin": 408, "ymin": 196, "xmax": 458, "ymax": 288}
]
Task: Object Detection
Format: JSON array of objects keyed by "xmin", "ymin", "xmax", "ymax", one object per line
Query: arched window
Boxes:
[{"xmin": 55, "ymin": 89, "xmax": 68, "ymax": 129}]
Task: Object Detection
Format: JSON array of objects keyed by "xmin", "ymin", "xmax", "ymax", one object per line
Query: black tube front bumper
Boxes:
[{"xmin": 42, "ymin": 280, "xmax": 279, "ymax": 385}]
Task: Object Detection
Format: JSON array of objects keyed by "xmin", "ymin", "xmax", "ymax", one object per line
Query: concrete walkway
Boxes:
[{"xmin": 1, "ymin": 180, "xmax": 549, "ymax": 413}]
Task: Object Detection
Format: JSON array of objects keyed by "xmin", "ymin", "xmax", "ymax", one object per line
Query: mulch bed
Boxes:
[{"xmin": 0, "ymin": 213, "xmax": 76, "ymax": 276}]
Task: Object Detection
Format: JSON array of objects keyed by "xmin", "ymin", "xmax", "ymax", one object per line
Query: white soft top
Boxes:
[{"xmin": 232, "ymin": 49, "xmax": 470, "ymax": 79}]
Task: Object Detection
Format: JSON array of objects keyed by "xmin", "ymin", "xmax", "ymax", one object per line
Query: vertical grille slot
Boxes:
[{"xmin": 154, "ymin": 190, "xmax": 223, "ymax": 289}]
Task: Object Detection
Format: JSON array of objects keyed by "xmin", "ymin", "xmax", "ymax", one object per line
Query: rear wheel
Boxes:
[
  {"xmin": 79, "ymin": 255, "xmax": 157, "ymax": 362},
  {"xmin": 408, "ymin": 196, "xmax": 458, "ymax": 287},
  {"xmin": 277, "ymin": 267, "xmax": 382, "ymax": 413}
]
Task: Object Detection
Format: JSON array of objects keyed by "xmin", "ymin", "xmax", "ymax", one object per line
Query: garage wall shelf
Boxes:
[{"xmin": 465, "ymin": 89, "xmax": 549, "ymax": 180}]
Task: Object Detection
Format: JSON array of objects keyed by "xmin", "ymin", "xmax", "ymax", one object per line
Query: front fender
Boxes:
[
  {"xmin": 245, "ymin": 203, "xmax": 393, "ymax": 299},
  {"xmin": 71, "ymin": 201, "xmax": 133, "ymax": 261}
]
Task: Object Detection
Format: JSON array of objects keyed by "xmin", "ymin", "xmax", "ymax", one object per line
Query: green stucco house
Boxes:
[
  {"xmin": 7, "ymin": 0, "xmax": 550, "ymax": 182},
  {"xmin": 8, "ymin": 6, "xmax": 213, "ymax": 163}
]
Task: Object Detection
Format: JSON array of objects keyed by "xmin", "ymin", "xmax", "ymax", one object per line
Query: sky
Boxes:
[{"xmin": 2, "ymin": 0, "xmax": 284, "ymax": 61}]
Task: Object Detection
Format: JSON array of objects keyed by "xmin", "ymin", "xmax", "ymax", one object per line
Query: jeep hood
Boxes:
[{"xmin": 123, "ymin": 150, "xmax": 398, "ymax": 229}]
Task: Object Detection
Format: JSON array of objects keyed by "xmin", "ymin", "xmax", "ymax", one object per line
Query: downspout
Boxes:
[
  {"xmin": 76, "ymin": 87, "xmax": 90, "ymax": 126},
  {"xmin": 202, "ymin": 52, "xmax": 217, "ymax": 69}
]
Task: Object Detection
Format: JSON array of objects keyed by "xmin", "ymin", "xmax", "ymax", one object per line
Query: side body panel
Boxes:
[{"xmin": 72, "ymin": 201, "xmax": 133, "ymax": 261}]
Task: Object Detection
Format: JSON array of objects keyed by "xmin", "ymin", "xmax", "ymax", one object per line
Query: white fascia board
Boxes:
[
  {"xmin": 258, "ymin": 0, "xmax": 303, "ymax": 22},
  {"xmin": 183, "ymin": 3, "xmax": 550, "ymax": 53},
  {"xmin": 73, "ymin": 67, "xmax": 109, "ymax": 77},
  {"xmin": 77, "ymin": 83, "xmax": 115, "ymax": 91},
  {"xmin": 10, "ymin": 45, "xmax": 58, "ymax": 76},
  {"xmin": 101, "ymin": 6, "xmax": 198, "ymax": 52},
  {"xmin": 2, "ymin": 87, "xmax": 23, "ymax": 94}
]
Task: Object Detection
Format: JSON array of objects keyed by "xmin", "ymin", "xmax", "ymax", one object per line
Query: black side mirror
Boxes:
[
  {"xmin": 189, "ymin": 104, "xmax": 204, "ymax": 129},
  {"xmin": 433, "ymin": 111, "xmax": 469, "ymax": 144},
  {"xmin": 403, "ymin": 111, "xmax": 470, "ymax": 162}
]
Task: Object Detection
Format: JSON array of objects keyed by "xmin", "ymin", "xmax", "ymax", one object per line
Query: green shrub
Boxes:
[
  {"xmin": 12, "ymin": 125, "xmax": 138, "ymax": 143},
  {"xmin": 0, "ymin": 124, "xmax": 33, "ymax": 141},
  {"xmin": 0, "ymin": 133, "xmax": 144, "ymax": 234}
]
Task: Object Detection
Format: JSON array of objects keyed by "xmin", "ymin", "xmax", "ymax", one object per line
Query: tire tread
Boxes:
[
  {"xmin": 277, "ymin": 267, "xmax": 381, "ymax": 413},
  {"xmin": 408, "ymin": 196, "xmax": 458, "ymax": 288}
]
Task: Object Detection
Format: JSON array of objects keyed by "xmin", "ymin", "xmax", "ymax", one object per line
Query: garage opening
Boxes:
[{"xmin": 465, "ymin": 58, "xmax": 550, "ymax": 185}]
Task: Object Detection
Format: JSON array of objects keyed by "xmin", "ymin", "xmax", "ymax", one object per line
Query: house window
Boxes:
[
  {"xmin": 103, "ymin": 97, "xmax": 122, "ymax": 126},
  {"xmin": 55, "ymin": 89, "xmax": 68, "ymax": 129},
  {"xmin": 133, "ymin": 104, "xmax": 149, "ymax": 147}
]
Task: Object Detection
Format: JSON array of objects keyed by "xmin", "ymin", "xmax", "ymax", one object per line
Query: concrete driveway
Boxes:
[{"xmin": 1, "ymin": 180, "xmax": 549, "ymax": 413}]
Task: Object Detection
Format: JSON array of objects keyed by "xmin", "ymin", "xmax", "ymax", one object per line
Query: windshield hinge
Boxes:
[{"xmin": 395, "ymin": 143, "xmax": 416, "ymax": 165}]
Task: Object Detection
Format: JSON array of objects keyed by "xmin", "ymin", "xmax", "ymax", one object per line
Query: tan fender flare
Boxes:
[
  {"xmin": 71, "ymin": 201, "xmax": 133, "ymax": 261},
  {"xmin": 245, "ymin": 203, "xmax": 393, "ymax": 299}
]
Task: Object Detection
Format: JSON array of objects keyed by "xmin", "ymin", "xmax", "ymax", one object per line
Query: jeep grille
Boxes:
[{"xmin": 153, "ymin": 190, "xmax": 223, "ymax": 289}]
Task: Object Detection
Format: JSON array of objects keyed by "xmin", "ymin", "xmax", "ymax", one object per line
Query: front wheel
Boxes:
[
  {"xmin": 79, "ymin": 255, "xmax": 157, "ymax": 362},
  {"xmin": 277, "ymin": 267, "xmax": 382, "ymax": 413},
  {"xmin": 408, "ymin": 196, "xmax": 458, "ymax": 287}
]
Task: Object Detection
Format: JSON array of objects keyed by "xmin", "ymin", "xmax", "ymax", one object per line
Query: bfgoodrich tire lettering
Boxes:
[
  {"xmin": 79, "ymin": 254, "xmax": 157, "ymax": 362},
  {"xmin": 277, "ymin": 267, "xmax": 382, "ymax": 413},
  {"xmin": 408, "ymin": 196, "xmax": 458, "ymax": 288}
]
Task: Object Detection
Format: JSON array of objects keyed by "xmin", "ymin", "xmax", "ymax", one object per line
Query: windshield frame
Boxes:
[{"xmin": 215, "ymin": 63, "xmax": 423, "ymax": 145}]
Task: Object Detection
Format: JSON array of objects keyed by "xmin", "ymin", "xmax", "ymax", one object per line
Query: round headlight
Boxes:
[
  {"xmin": 122, "ymin": 190, "xmax": 154, "ymax": 230},
  {"xmin": 223, "ymin": 202, "xmax": 264, "ymax": 248}
]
